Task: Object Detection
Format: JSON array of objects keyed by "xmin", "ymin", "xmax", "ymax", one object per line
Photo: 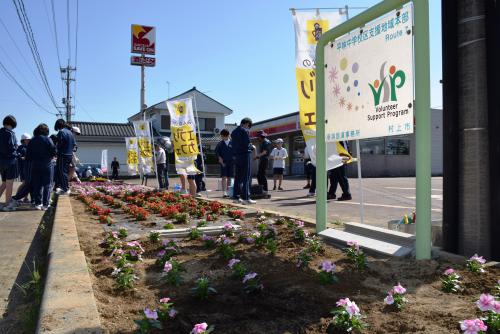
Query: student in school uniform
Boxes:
[
  {"xmin": 27, "ymin": 124, "xmax": 56, "ymax": 210},
  {"xmin": 54, "ymin": 119, "xmax": 76, "ymax": 195},
  {"xmin": 0, "ymin": 115, "xmax": 19, "ymax": 205},
  {"xmin": 214, "ymin": 129, "xmax": 233, "ymax": 197},
  {"xmin": 270, "ymin": 138, "xmax": 288, "ymax": 191}
]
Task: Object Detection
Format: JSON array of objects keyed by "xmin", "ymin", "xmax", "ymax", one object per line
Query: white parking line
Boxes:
[
  {"xmin": 333, "ymin": 200, "xmax": 442, "ymax": 212},
  {"xmin": 384, "ymin": 187, "xmax": 443, "ymax": 191}
]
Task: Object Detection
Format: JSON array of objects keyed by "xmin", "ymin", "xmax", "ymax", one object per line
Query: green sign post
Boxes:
[{"xmin": 315, "ymin": 0, "xmax": 431, "ymax": 259}]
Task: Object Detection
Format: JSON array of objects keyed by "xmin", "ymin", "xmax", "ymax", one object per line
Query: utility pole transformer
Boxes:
[{"xmin": 61, "ymin": 62, "xmax": 76, "ymax": 123}]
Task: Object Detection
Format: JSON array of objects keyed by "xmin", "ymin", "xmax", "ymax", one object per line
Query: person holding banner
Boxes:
[
  {"xmin": 328, "ymin": 141, "xmax": 352, "ymax": 201},
  {"xmin": 231, "ymin": 118, "xmax": 255, "ymax": 205}
]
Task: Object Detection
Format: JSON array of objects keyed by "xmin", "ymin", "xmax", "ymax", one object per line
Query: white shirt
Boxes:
[
  {"xmin": 155, "ymin": 147, "xmax": 166, "ymax": 164},
  {"xmin": 270, "ymin": 147, "xmax": 288, "ymax": 169}
]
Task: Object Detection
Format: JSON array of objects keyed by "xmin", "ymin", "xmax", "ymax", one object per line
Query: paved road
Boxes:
[
  {"xmin": 0, "ymin": 184, "xmax": 45, "ymax": 332},
  {"xmin": 134, "ymin": 176, "xmax": 443, "ymax": 228}
]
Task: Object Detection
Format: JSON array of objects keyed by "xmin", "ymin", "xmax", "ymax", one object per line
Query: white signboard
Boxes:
[{"xmin": 324, "ymin": 5, "xmax": 414, "ymax": 141}]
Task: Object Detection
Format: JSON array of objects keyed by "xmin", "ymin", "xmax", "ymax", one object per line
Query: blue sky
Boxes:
[{"xmin": 0, "ymin": 0, "xmax": 442, "ymax": 137}]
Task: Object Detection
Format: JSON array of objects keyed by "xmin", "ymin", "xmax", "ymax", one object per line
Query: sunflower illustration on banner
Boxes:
[
  {"xmin": 132, "ymin": 121, "xmax": 154, "ymax": 174},
  {"xmin": 125, "ymin": 137, "xmax": 139, "ymax": 176},
  {"xmin": 166, "ymin": 98, "xmax": 200, "ymax": 175}
]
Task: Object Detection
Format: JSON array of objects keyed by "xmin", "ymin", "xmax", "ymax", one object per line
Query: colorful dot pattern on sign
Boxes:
[{"xmin": 328, "ymin": 56, "xmax": 362, "ymax": 112}]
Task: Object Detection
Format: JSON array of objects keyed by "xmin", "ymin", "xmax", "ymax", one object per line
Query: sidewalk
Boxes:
[{"xmin": 0, "ymin": 187, "xmax": 46, "ymax": 333}]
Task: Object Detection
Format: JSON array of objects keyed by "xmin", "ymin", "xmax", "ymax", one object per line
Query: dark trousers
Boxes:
[
  {"xmin": 309, "ymin": 165, "xmax": 316, "ymax": 193},
  {"xmin": 328, "ymin": 164, "xmax": 350, "ymax": 196},
  {"xmin": 112, "ymin": 169, "xmax": 119, "ymax": 180},
  {"xmin": 32, "ymin": 165, "xmax": 52, "ymax": 206},
  {"xmin": 56, "ymin": 155, "xmax": 72, "ymax": 192},
  {"xmin": 257, "ymin": 158, "xmax": 268, "ymax": 191},
  {"xmin": 156, "ymin": 163, "xmax": 166, "ymax": 189},
  {"xmin": 233, "ymin": 154, "xmax": 251, "ymax": 200}
]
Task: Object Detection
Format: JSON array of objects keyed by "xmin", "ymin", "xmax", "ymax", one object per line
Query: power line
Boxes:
[
  {"xmin": 66, "ymin": 0, "xmax": 71, "ymax": 63},
  {"xmin": 73, "ymin": 0, "xmax": 79, "ymax": 119},
  {"xmin": 42, "ymin": 0, "xmax": 64, "ymax": 98},
  {"xmin": 0, "ymin": 60, "xmax": 58, "ymax": 115},
  {"xmin": 49, "ymin": 0, "xmax": 62, "ymax": 69},
  {"xmin": 0, "ymin": 16, "xmax": 45, "ymax": 91},
  {"xmin": 0, "ymin": 44, "xmax": 39, "ymax": 95},
  {"xmin": 74, "ymin": 97, "xmax": 96, "ymax": 122},
  {"xmin": 12, "ymin": 0, "xmax": 60, "ymax": 113}
]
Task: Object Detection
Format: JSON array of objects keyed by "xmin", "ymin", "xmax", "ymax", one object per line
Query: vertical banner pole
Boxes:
[
  {"xmin": 139, "ymin": 64, "xmax": 145, "ymax": 184},
  {"xmin": 316, "ymin": 50, "xmax": 327, "ymax": 233},
  {"xmin": 414, "ymin": 0, "xmax": 432, "ymax": 260},
  {"xmin": 150, "ymin": 121, "xmax": 159, "ymax": 188},
  {"xmin": 356, "ymin": 140, "xmax": 365, "ymax": 224},
  {"xmin": 192, "ymin": 94, "xmax": 208, "ymax": 197}
]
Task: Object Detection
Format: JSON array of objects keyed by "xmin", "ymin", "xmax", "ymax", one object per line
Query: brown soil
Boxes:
[{"xmin": 72, "ymin": 198, "xmax": 500, "ymax": 334}]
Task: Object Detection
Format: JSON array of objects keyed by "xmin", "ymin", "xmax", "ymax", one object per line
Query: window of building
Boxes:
[
  {"xmin": 198, "ymin": 118, "xmax": 216, "ymax": 131},
  {"xmin": 161, "ymin": 115, "xmax": 170, "ymax": 130},
  {"xmin": 386, "ymin": 137, "xmax": 410, "ymax": 155},
  {"xmin": 360, "ymin": 138, "xmax": 385, "ymax": 155}
]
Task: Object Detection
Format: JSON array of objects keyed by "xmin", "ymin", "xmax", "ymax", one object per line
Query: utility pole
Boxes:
[
  {"xmin": 141, "ymin": 62, "xmax": 145, "ymax": 121},
  {"xmin": 61, "ymin": 60, "xmax": 76, "ymax": 122}
]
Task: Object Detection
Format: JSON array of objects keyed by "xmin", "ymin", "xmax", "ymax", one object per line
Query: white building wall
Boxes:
[{"xmin": 77, "ymin": 142, "xmax": 127, "ymax": 175}]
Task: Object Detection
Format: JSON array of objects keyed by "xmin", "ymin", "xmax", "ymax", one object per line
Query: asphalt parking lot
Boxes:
[{"xmin": 137, "ymin": 176, "xmax": 443, "ymax": 229}]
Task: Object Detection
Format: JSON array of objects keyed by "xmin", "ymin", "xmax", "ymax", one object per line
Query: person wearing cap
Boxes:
[
  {"xmin": 231, "ymin": 117, "xmax": 255, "ymax": 204},
  {"xmin": 17, "ymin": 133, "xmax": 31, "ymax": 183},
  {"xmin": 254, "ymin": 130, "xmax": 272, "ymax": 194},
  {"xmin": 270, "ymin": 138, "xmax": 288, "ymax": 191},
  {"xmin": 0, "ymin": 115, "xmax": 19, "ymax": 204},
  {"xmin": 69, "ymin": 126, "xmax": 81, "ymax": 183}
]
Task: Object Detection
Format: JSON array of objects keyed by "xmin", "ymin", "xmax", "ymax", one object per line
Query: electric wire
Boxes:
[
  {"xmin": 12, "ymin": 0, "xmax": 60, "ymax": 113},
  {"xmin": 0, "ymin": 60, "xmax": 58, "ymax": 115},
  {"xmin": 66, "ymin": 0, "xmax": 71, "ymax": 63}
]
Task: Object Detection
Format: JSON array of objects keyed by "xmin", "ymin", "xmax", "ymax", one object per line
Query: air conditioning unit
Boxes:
[{"xmin": 213, "ymin": 128, "xmax": 220, "ymax": 134}]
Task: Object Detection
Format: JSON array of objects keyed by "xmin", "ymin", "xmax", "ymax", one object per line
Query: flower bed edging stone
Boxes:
[{"xmin": 36, "ymin": 195, "xmax": 103, "ymax": 334}]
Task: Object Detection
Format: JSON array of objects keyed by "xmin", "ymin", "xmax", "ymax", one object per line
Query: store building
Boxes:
[
  {"xmin": 250, "ymin": 108, "xmax": 443, "ymax": 177},
  {"xmin": 72, "ymin": 87, "xmax": 234, "ymax": 174}
]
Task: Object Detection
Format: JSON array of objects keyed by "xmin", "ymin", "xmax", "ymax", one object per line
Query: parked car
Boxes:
[{"xmin": 76, "ymin": 163, "xmax": 104, "ymax": 178}]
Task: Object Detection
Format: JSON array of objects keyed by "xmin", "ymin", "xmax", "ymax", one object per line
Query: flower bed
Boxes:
[{"xmin": 71, "ymin": 184, "xmax": 500, "ymax": 334}]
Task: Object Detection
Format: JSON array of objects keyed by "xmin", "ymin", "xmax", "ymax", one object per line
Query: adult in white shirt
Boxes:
[
  {"xmin": 270, "ymin": 138, "xmax": 288, "ymax": 191},
  {"xmin": 154, "ymin": 143, "xmax": 168, "ymax": 189}
]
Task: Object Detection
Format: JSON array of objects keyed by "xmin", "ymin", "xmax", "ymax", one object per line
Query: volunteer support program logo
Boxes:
[{"xmin": 369, "ymin": 62, "xmax": 406, "ymax": 106}]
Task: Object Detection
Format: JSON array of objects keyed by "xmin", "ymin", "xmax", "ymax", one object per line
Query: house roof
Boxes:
[
  {"xmin": 71, "ymin": 121, "xmax": 135, "ymax": 137},
  {"xmin": 128, "ymin": 87, "xmax": 233, "ymax": 121}
]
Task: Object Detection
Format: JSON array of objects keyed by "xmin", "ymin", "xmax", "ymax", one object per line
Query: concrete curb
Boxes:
[{"xmin": 36, "ymin": 196, "xmax": 103, "ymax": 334}]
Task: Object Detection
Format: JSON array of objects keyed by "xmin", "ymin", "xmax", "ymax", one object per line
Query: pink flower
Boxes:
[
  {"xmin": 470, "ymin": 254, "xmax": 486, "ymax": 264},
  {"xmin": 223, "ymin": 222, "xmax": 234, "ymax": 230},
  {"xmin": 157, "ymin": 250, "xmax": 166, "ymax": 257},
  {"xmin": 164, "ymin": 261, "xmax": 173, "ymax": 273},
  {"xmin": 384, "ymin": 294, "xmax": 395, "ymax": 305},
  {"xmin": 476, "ymin": 294, "xmax": 496, "ymax": 312},
  {"xmin": 228, "ymin": 258, "xmax": 240, "ymax": 269},
  {"xmin": 347, "ymin": 240, "xmax": 360, "ymax": 250},
  {"xmin": 444, "ymin": 268, "xmax": 455, "ymax": 275},
  {"xmin": 492, "ymin": 301, "xmax": 500, "ymax": 314},
  {"xmin": 460, "ymin": 319, "xmax": 487, "ymax": 334},
  {"xmin": 168, "ymin": 308, "xmax": 178, "ymax": 318},
  {"xmin": 143, "ymin": 308, "xmax": 158, "ymax": 320},
  {"xmin": 243, "ymin": 272, "xmax": 257, "ymax": 283},
  {"xmin": 159, "ymin": 297, "xmax": 170, "ymax": 303},
  {"xmin": 296, "ymin": 221, "xmax": 305, "ymax": 228},
  {"xmin": 393, "ymin": 283, "xmax": 406, "ymax": 295},
  {"xmin": 321, "ymin": 260, "xmax": 336, "ymax": 273},
  {"xmin": 345, "ymin": 300, "xmax": 360, "ymax": 316},
  {"xmin": 191, "ymin": 322, "xmax": 208, "ymax": 334},
  {"xmin": 336, "ymin": 298, "xmax": 350, "ymax": 307}
]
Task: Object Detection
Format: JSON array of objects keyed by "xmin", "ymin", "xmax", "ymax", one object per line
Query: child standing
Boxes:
[
  {"xmin": 28, "ymin": 124, "xmax": 56, "ymax": 210},
  {"xmin": 270, "ymin": 138, "xmax": 288, "ymax": 191},
  {"xmin": 0, "ymin": 115, "xmax": 18, "ymax": 204},
  {"xmin": 215, "ymin": 129, "xmax": 232, "ymax": 197}
]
